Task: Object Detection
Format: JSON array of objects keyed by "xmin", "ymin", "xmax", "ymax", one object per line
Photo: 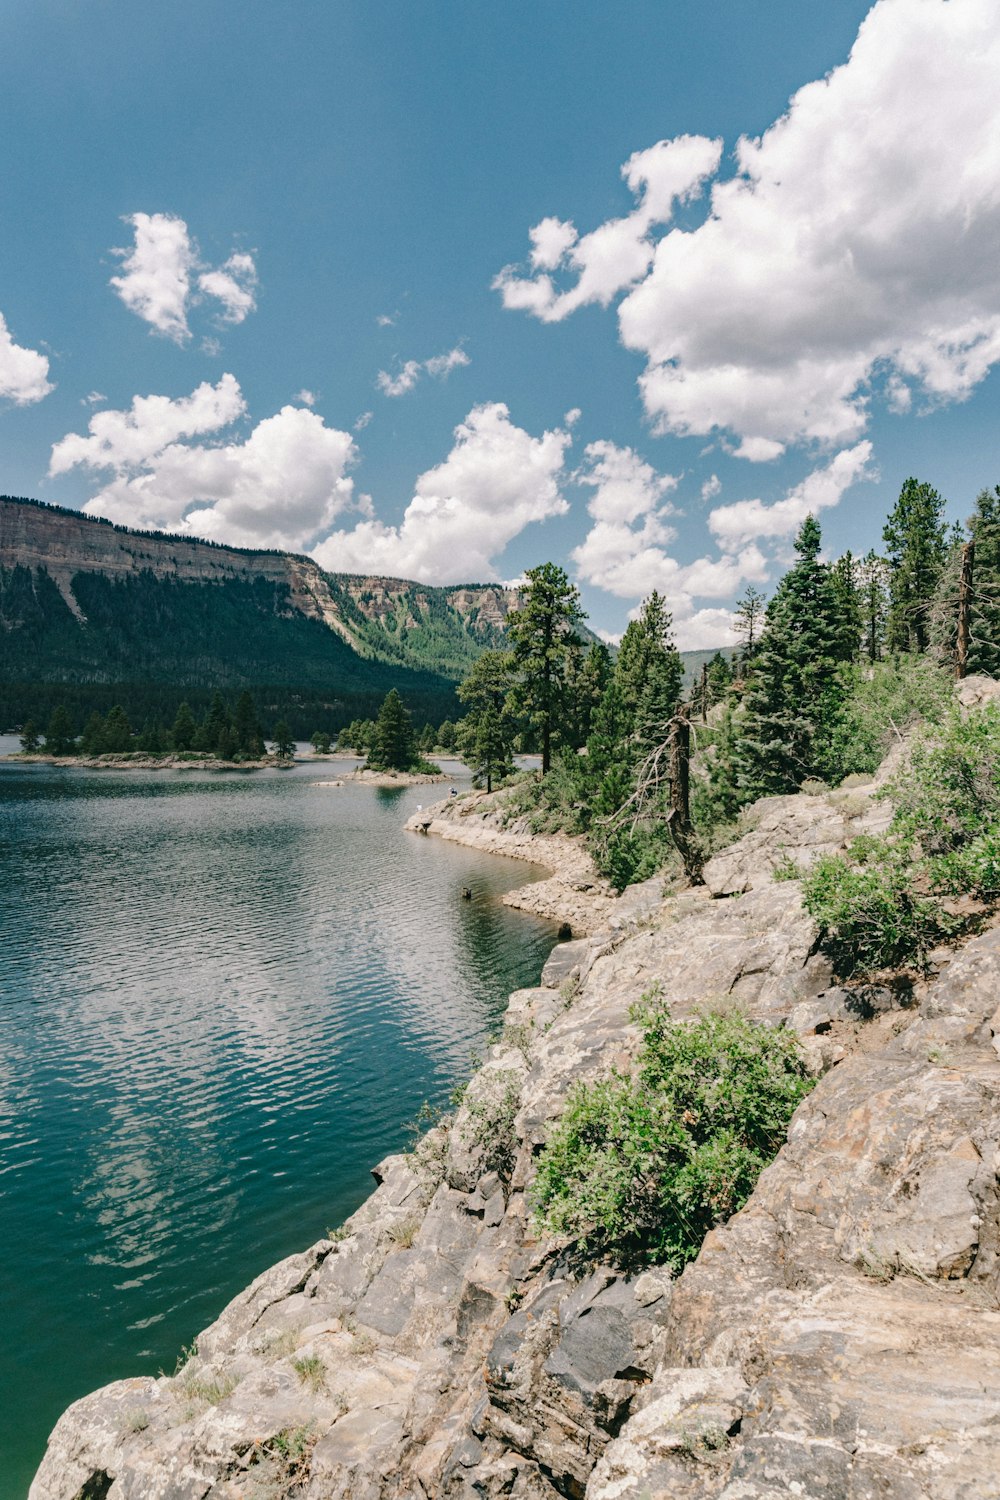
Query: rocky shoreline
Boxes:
[
  {"xmin": 406, "ymin": 788, "xmax": 619, "ymax": 935},
  {"xmin": 5, "ymin": 752, "xmax": 293, "ymax": 771},
  {"xmin": 28, "ymin": 718, "xmax": 1000, "ymax": 1500}
]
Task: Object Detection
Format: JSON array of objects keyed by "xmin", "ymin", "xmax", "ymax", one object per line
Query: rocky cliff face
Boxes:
[
  {"xmin": 0, "ymin": 498, "xmax": 522, "ymax": 672},
  {"xmin": 29, "ymin": 698, "xmax": 1000, "ymax": 1500}
]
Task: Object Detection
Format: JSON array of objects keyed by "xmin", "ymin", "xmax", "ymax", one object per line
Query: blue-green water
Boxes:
[{"xmin": 0, "ymin": 753, "xmax": 556, "ymax": 1497}]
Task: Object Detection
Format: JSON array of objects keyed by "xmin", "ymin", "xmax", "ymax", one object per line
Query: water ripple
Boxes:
[{"xmin": 0, "ymin": 758, "xmax": 556, "ymax": 1496}]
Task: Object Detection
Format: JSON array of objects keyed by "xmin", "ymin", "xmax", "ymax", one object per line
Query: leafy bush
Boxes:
[
  {"xmin": 530, "ymin": 993, "xmax": 813, "ymax": 1270},
  {"xmin": 824, "ymin": 655, "xmax": 950, "ymax": 782},
  {"xmin": 802, "ymin": 844, "xmax": 945, "ymax": 976},
  {"xmin": 803, "ymin": 702, "xmax": 1000, "ymax": 975}
]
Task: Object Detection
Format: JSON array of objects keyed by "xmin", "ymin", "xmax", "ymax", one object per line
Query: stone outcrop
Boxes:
[{"xmin": 30, "ymin": 751, "xmax": 1000, "ymax": 1500}]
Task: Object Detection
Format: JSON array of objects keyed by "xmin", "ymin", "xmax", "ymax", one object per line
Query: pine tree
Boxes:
[
  {"xmin": 44, "ymin": 705, "xmax": 75, "ymax": 755},
  {"xmin": 270, "ymin": 720, "xmax": 295, "ymax": 759},
  {"xmin": 967, "ymin": 485, "xmax": 1000, "ymax": 678},
  {"xmin": 171, "ymin": 701, "xmax": 197, "ymax": 751},
  {"xmin": 198, "ymin": 692, "xmax": 232, "ymax": 753},
  {"xmin": 233, "ymin": 691, "xmax": 264, "ymax": 757},
  {"xmin": 79, "ymin": 711, "xmax": 107, "ymax": 756},
  {"xmin": 368, "ymin": 689, "xmax": 417, "ymax": 770},
  {"xmin": 705, "ymin": 652, "xmax": 733, "ymax": 705},
  {"xmin": 830, "ymin": 552, "xmax": 863, "ymax": 661},
  {"xmin": 19, "ymin": 719, "xmax": 39, "ymax": 753},
  {"xmin": 883, "ymin": 477, "xmax": 949, "ymax": 653},
  {"xmin": 507, "ymin": 562, "xmax": 585, "ymax": 774},
  {"xmin": 733, "ymin": 585, "xmax": 767, "ymax": 671},
  {"xmin": 857, "ymin": 551, "xmax": 889, "ymax": 663},
  {"xmin": 577, "ymin": 642, "xmax": 613, "ymax": 744},
  {"xmin": 614, "ymin": 591, "xmax": 683, "ymax": 759},
  {"xmin": 736, "ymin": 517, "xmax": 853, "ymax": 798},
  {"xmin": 137, "ymin": 717, "xmax": 166, "ymax": 753},
  {"xmin": 310, "ymin": 730, "xmax": 332, "ymax": 754},
  {"xmin": 456, "ymin": 650, "xmax": 516, "ymax": 791},
  {"xmin": 102, "ymin": 705, "xmax": 134, "ymax": 753}
]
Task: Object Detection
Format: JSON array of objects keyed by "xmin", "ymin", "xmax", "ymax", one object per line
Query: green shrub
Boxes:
[
  {"xmin": 824, "ymin": 655, "xmax": 951, "ymax": 782},
  {"xmin": 802, "ymin": 845, "xmax": 945, "ymax": 976},
  {"xmin": 530, "ymin": 994, "xmax": 813, "ymax": 1270},
  {"xmin": 804, "ymin": 702, "xmax": 1000, "ymax": 975}
]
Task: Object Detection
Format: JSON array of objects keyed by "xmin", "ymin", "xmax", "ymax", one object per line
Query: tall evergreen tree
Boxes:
[
  {"xmin": 44, "ymin": 704, "xmax": 75, "ymax": 755},
  {"xmin": 368, "ymin": 689, "xmax": 417, "ymax": 770},
  {"xmin": 271, "ymin": 719, "xmax": 295, "ymax": 759},
  {"xmin": 79, "ymin": 710, "xmax": 107, "ymax": 755},
  {"xmin": 456, "ymin": 650, "xmax": 516, "ymax": 792},
  {"xmin": 883, "ymin": 477, "xmax": 949, "ymax": 653},
  {"xmin": 733, "ymin": 585, "xmax": 767, "ymax": 671},
  {"xmin": 507, "ymin": 562, "xmax": 585, "ymax": 774},
  {"xmin": 171, "ymin": 701, "xmax": 197, "ymax": 751},
  {"xmin": 736, "ymin": 517, "xmax": 853, "ymax": 798},
  {"xmin": 830, "ymin": 552, "xmax": 863, "ymax": 662},
  {"xmin": 614, "ymin": 591, "xmax": 683, "ymax": 756},
  {"xmin": 967, "ymin": 484, "xmax": 1000, "ymax": 678},
  {"xmin": 19, "ymin": 719, "xmax": 39, "ymax": 753},
  {"xmin": 103, "ymin": 705, "xmax": 134, "ymax": 753},
  {"xmin": 233, "ymin": 690, "xmax": 264, "ymax": 757},
  {"xmin": 857, "ymin": 550, "xmax": 890, "ymax": 663}
]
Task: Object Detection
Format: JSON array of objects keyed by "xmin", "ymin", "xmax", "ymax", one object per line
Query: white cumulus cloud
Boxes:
[
  {"xmin": 708, "ymin": 441, "xmax": 874, "ymax": 551},
  {"xmin": 493, "ymin": 134, "xmax": 722, "ymax": 323},
  {"xmin": 50, "ymin": 378, "xmax": 358, "ymax": 551},
  {"xmin": 313, "ymin": 402, "xmax": 571, "ymax": 583},
  {"xmin": 0, "ymin": 311, "xmax": 53, "ymax": 405},
  {"xmin": 377, "ymin": 345, "xmax": 469, "ymax": 397},
  {"xmin": 111, "ymin": 213, "xmax": 258, "ymax": 342},
  {"xmin": 499, "ymin": 0, "xmax": 1000, "ymax": 454}
]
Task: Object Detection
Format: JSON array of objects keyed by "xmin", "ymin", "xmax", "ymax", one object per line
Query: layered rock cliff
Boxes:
[
  {"xmin": 29, "ymin": 702, "xmax": 1000, "ymax": 1500},
  {"xmin": 0, "ymin": 496, "xmax": 522, "ymax": 680}
]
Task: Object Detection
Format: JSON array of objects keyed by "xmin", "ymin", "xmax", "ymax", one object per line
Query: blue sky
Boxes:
[{"xmin": 2, "ymin": 0, "xmax": 998, "ymax": 646}]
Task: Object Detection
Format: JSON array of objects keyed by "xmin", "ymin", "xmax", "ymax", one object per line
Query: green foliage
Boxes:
[
  {"xmin": 271, "ymin": 719, "xmax": 295, "ymax": 758},
  {"xmin": 614, "ymin": 591, "xmax": 684, "ymax": 760},
  {"xmin": 43, "ymin": 703, "xmax": 75, "ymax": 754},
  {"xmin": 462, "ymin": 1068, "xmax": 523, "ymax": 1184},
  {"xmin": 802, "ymin": 845, "xmax": 945, "ymax": 976},
  {"xmin": 507, "ymin": 562, "xmax": 585, "ymax": 773},
  {"xmin": 736, "ymin": 517, "xmax": 855, "ymax": 798},
  {"xmin": 804, "ymin": 704, "xmax": 1000, "ymax": 975},
  {"xmin": 883, "ymin": 477, "xmax": 949, "ymax": 654},
  {"xmin": 310, "ymin": 729, "xmax": 332, "ymax": 754},
  {"xmin": 367, "ymin": 688, "xmax": 418, "ymax": 770},
  {"xmin": 456, "ymin": 649, "xmax": 517, "ymax": 791},
  {"xmin": 824, "ymin": 655, "xmax": 951, "ymax": 782},
  {"xmin": 18, "ymin": 718, "xmax": 39, "ymax": 752},
  {"xmin": 531, "ymin": 993, "xmax": 813, "ymax": 1270}
]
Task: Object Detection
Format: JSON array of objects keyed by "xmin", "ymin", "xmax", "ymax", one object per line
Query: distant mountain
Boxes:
[{"xmin": 0, "ymin": 495, "xmax": 529, "ymax": 731}]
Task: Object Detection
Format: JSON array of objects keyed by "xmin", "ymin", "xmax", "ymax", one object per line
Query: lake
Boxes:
[{"xmin": 0, "ymin": 751, "xmax": 556, "ymax": 1497}]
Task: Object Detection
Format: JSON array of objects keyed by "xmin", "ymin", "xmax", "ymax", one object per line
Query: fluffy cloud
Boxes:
[
  {"xmin": 494, "ymin": 135, "xmax": 721, "ymax": 323},
  {"xmin": 500, "ymin": 0, "xmax": 1000, "ymax": 453},
  {"xmin": 111, "ymin": 214, "xmax": 258, "ymax": 342},
  {"xmin": 376, "ymin": 345, "xmax": 469, "ymax": 397},
  {"xmin": 569, "ymin": 439, "xmax": 767, "ymax": 647},
  {"xmin": 313, "ymin": 402, "xmax": 571, "ymax": 582},
  {"xmin": 50, "ymin": 377, "xmax": 358, "ymax": 550},
  {"xmin": 572, "ymin": 441, "xmax": 871, "ymax": 649},
  {"xmin": 196, "ymin": 252, "xmax": 258, "ymax": 325},
  {"xmin": 708, "ymin": 441, "xmax": 874, "ymax": 551},
  {"xmin": 0, "ymin": 311, "xmax": 53, "ymax": 404}
]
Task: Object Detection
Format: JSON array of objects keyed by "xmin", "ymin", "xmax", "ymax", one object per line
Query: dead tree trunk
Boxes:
[
  {"xmin": 666, "ymin": 710, "xmax": 704, "ymax": 885},
  {"xmin": 701, "ymin": 662, "xmax": 708, "ymax": 723},
  {"xmin": 955, "ymin": 539, "xmax": 974, "ymax": 680}
]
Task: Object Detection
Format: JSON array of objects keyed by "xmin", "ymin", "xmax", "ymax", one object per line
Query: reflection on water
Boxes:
[{"xmin": 0, "ymin": 757, "xmax": 556, "ymax": 1496}]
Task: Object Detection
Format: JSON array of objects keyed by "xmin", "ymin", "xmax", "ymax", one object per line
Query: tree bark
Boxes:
[{"xmin": 955, "ymin": 539, "xmax": 975, "ymax": 680}]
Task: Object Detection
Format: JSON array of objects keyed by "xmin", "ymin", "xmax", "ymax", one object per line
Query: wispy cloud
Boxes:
[{"xmin": 376, "ymin": 344, "xmax": 469, "ymax": 397}]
